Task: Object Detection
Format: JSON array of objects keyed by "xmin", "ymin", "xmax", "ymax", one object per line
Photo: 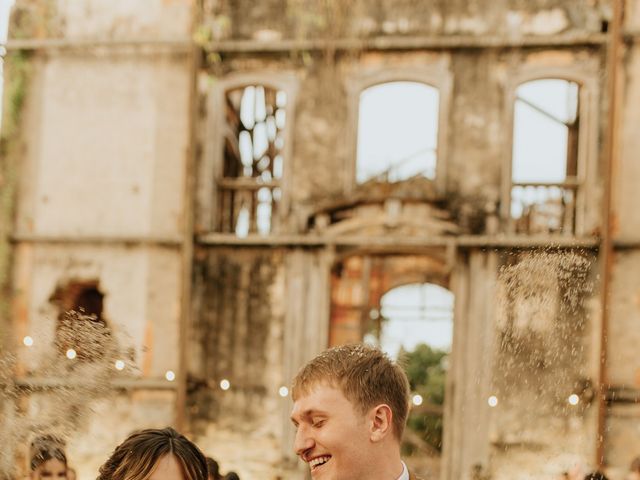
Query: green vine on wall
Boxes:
[{"xmin": 0, "ymin": 50, "xmax": 31, "ymax": 340}]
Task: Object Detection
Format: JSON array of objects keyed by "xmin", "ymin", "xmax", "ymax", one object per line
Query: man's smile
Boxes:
[{"xmin": 309, "ymin": 455, "xmax": 332, "ymax": 474}]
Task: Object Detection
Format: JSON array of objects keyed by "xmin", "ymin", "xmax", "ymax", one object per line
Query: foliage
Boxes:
[
  {"xmin": 1, "ymin": 51, "xmax": 29, "ymax": 141},
  {"xmin": 0, "ymin": 50, "xmax": 31, "ymax": 341},
  {"xmin": 402, "ymin": 343, "xmax": 448, "ymax": 452}
]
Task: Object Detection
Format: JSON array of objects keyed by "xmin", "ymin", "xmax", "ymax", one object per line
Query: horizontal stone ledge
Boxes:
[
  {"xmin": 10, "ymin": 233, "xmax": 184, "ymax": 248},
  {"xmin": 605, "ymin": 386, "xmax": 640, "ymax": 404},
  {"xmin": 1, "ymin": 32, "xmax": 611, "ymax": 53},
  {"xmin": 196, "ymin": 233, "xmax": 601, "ymax": 249},
  {"xmin": 11, "ymin": 377, "xmax": 179, "ymax": 391},
  {"xmin": 204, "ymin": 33, "xmax": 609, "ymax": 53},
  {"xmin": 2, "ymin": 37, "xmax": 192, "ymax": 52}
]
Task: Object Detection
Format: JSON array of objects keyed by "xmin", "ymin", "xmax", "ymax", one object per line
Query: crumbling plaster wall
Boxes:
[
  {"xmin": 616, "ymin": 44, "xmax": 640, "ymax": 239},
  {"xmin": 604, "ymin": 2, "xmax": 640, "ymax": 475},
  {"xmin": 189, "ymin": 248, "xmax": 288, "ymax": 477},
  {"xmin": 56, "ymin": 0, "xmax": 192, "ymax": 39},
  {"xmin": 489, "ymin": 252, "xmax": 600, "ymax": 479},
  {"xmin": 606, "ymin": 249, "xmax": 640, "ymax": 473},
  {"xmin": 12, "ymin": 245, "xmax": 181, "ymax": 375},
  {"xmin": 189, "ymin": 247, "xmax": 331, "ymax": 479},
  {"xmin": 211, "ymin": 0, "xmax": 609, "ymax": 41},
  {"xmin": 14, "ymin": 52, "xmax": 188, "ymax": 237},
  {"xmin": 7, "ymin": 0, "xmax": 194, "ymax": 475},
  {"xmin": 616, "ymin": 0, "xmax": 640, "ymax": 237}
]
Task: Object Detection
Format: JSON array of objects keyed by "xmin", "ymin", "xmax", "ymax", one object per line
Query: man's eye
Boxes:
[{"xmin": 312, "ymin": 419, "xmax": 325, "ymax": 427}]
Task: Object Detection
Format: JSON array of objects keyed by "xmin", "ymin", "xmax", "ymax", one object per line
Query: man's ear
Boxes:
[{"xmin": 369, "ymin": 403, "xmax": 393, "ymax": 442}]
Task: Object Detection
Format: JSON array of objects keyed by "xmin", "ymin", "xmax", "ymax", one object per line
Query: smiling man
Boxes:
[{"xmin": 290, "ymin": 343, "xmax": 423, "ymax": 480}]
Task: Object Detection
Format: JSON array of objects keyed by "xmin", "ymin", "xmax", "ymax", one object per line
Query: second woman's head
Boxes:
[{"xmin": 98, "ymin": 427, "xmax": 207, "ymax": 480}]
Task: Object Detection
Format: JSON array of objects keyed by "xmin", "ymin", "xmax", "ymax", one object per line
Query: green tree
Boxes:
[{"xmin": 401, "ymin": 343, "xmax": 448, "ymax": 452}]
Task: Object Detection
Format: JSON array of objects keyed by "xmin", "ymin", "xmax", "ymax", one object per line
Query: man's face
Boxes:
[{"xmin": 291, "ymin": 383, "xmax": 374, "ymax": 480}]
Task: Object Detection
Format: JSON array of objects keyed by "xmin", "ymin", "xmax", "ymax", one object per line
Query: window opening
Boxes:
[
  {"xmin": 366, "ymin": 283, "xmax": 453, "ymax": 462},
  {"xmin": 510, "ymin": 79, "xmax": 580, "ymax": 234},
  {"xmin": 356, "ymin": 82, "xmax": 439, "ymax": 184},
  {"xmin": 219, "ymin": 85, "xmax": 286, "ymax": 236},
  {"xmin": 50, "ymin": 280, "xmax": 109, "ymax": 360}
]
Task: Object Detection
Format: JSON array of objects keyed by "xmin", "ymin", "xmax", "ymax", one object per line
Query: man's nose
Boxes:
[{"xmin": 294, "ymin": 426, "xmax": 314, "ymax": 457}]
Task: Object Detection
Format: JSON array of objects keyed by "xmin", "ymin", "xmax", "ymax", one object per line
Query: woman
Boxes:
[
  {"xmin": 98, "ymin": 427, "xmax": 207, "ymax": 480},
  {"xmin": 30, "ymin": 435, "xmax": 68, "ymax": 480}
]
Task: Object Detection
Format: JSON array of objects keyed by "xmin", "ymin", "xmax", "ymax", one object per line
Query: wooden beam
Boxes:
[
  {"xmin": 596, "ymin": 0, "xmax": 624, "ymax": 469},
  {"xmin": 10, "ymin": 233, "xmax": 182, "ymax": 247},
  {"xmin": 175, "ymin": 0, "xmax": 202, "ymax": 432},
  {"xmin": 204, "ymin": 33, "xmax": 607, "ymax": 53},
  {"xmin": 605, "ymin": 386, "xmax": 640, "ymax": 404},
  {"xmin": 12, "ymin": 377, "xmax": 178, "ymax": 390},
  {"xmin": 3, "ymin": 37, "xmax": 191, "ymax": 51},
  {"xmin": 1, "ymin": 32, "xmax": 608, "ymax": 53},
  {"xmin": 196, "ymin": 232, "xmax": 600, "ymax": 249}
]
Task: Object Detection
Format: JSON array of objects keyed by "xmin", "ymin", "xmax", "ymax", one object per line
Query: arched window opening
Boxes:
[
  {"xmin": 356, "ymin": 82, "xmax": 439, "ymax": 184},
  {"xmin": 367, "ymin": 283, "xmax": 454, "ymax": 357},
  {"xmin": 218, "ymin": 85, "xmax": 287, "ymax": 236},
  {"xmin": 366, "ymin": 283, "xmax": 453, "ymax": 460},
  {"xmin": 510, "ymin": 79, "xmax": 580, "ymax": 234}
]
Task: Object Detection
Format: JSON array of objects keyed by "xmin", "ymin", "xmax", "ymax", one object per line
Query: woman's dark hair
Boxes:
[
  {"xmin": 97, "ymin": 427, "xmax": 207, "ymax": 480},
  {"xmin": 30, "ymin": 435, "xmax": 67, "ymax": 471},
  {"xmin": 224, "ymin": 473, "xmax": 239, "ymax": 480},
  {"xmin": 205, "ymin": 458, "xmax": 220, "ymax": 480},
  {"xmin": 584, "ymin": 472, "xmax": 609, "ymax": 480}
]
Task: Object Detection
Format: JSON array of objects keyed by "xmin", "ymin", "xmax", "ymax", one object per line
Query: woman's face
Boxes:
[
  {"xmin": 32, "ymin": 459, "xmax": 67, "ymax": 480},
  {"xmin": 149, "ymin": 454, "xmax": 184, "ymax": 480}
]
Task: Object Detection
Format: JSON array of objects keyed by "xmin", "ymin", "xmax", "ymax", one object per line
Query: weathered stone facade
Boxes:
[{"xmin": 2, "ymin": 1, "xmax": 640, "ymax": 479}]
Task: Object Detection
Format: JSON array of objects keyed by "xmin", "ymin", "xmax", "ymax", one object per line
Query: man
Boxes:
[{"xmin": 290, "ymin": 343, "xmax": 423, "ymax": 480}]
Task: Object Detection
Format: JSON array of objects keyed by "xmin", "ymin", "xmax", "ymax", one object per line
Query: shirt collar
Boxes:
[{"xmin": 397, "ymin": 461, "xmax": 409, "ymax": 480}]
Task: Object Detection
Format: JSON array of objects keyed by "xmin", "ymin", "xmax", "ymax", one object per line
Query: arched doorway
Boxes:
[{"xmin": 329, "ymin": 253, "xmax": 454, "ymax": 478}]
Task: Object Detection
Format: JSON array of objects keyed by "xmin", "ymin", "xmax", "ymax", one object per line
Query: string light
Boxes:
[
  {"xmin": 278, "ymin": 386, "xmax": 289, "ymax": 397},
  {"xmin": 488, "ymin": 395, "xmax": 498, "ymax": 407},
  {"xmin": 23, "ymin": 336, "xmax": 34, "ymax": 347},
  {"xmin": 220, "ymin": 379, "xmax": 231, "ymax": 391},
  {"xmin": 568, "ymin": 394, "xmax": 580, "ymax": 406},
  {"xmin": 165, "ymin": 370, "xmax": 176, "ymax": 381},
  {"xmin": 412, "ymin": 394, "xmax": 423, "ymax": 406},
  {"xmin": 114, "ymin": 360, "xmax": 125, "ymax": 371},
  {"xmin": 66, "ymin": 349, "xmax": 77, "ymax": 360}
]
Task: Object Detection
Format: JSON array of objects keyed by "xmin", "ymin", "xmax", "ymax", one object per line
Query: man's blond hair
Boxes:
[{"xmin": 291, "ymin": 343, "xmax": 410, "ymax": 439}]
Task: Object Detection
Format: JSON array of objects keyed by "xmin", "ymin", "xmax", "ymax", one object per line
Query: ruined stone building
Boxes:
[{"xmin": 1, "ymin": 0, "xmax": 640, "ymax": 479}]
